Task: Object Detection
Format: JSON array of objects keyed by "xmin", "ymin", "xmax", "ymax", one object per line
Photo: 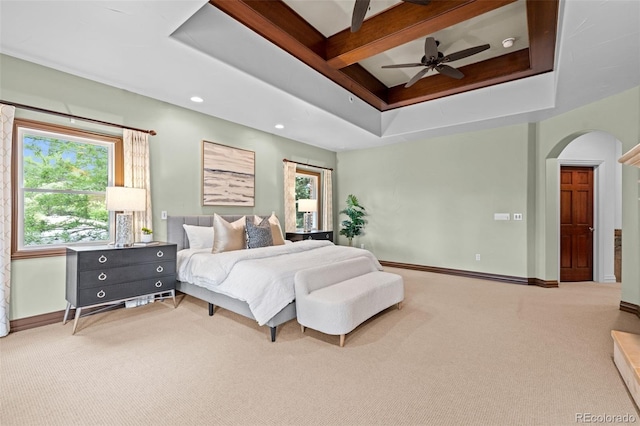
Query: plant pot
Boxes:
[{"xmin": 141, "ymin": 234, "xmax": 153, "ymax": 243}]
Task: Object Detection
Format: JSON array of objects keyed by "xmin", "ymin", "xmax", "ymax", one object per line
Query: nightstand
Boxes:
[
  {"xmin": 64, "ymin": 243, "xmax": 177, "ymax": 334},
  {"xmin": 286, "ymin": 230, "xmax": 333, "ymax": 242}
]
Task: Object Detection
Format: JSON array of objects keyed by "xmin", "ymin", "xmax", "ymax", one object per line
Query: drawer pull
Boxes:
[
  {"xmin": 98, "ymin": 272, "xmax": 107, "ymax": 281},
  {"xmin": 155, "ymin": 281, "xmax": 163, "ymax": 288},
  {"xmin": 156, "ymin": 265, "xmax": 164, "ymax": 273},
  {"xmin": 98, "ymin": 255, "xmax": 107, "ymax": 264},
  {"xmin": 156, "ymin": 250, "xmax": 164, "ymax": 258},
  {"xmin": 97, "ymin": 290, "xmax": 106, "ymax": 298}
]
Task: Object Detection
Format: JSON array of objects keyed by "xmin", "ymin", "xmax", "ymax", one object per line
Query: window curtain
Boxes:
[
  {"xmin": 284, "ymin": 161, "xmax": 297, "ymax": 232},
  {"xmin": 322, "ymin": 169, "xmax": 333, "ymax": 231},
  {"xmin": 0, "ymin": 104, "xmax": 15, "ymax": 337},
  {"xmin": 123, "ymin": 130, "xmax": 152, "ymax": 239}
]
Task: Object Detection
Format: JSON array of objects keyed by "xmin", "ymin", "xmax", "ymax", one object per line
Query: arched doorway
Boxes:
[{"xmin": 548, "ymin": 131, "xmax": 622, "ymax": 283}]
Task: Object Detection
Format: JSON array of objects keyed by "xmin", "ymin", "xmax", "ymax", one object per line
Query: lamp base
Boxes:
[
  {"xmin": 115, "ymin": 213, "xmax": 134, "ymax": 247},
  {"xmin": 303, "ymin": 212, "xmax": 313, "ymax": 233}
]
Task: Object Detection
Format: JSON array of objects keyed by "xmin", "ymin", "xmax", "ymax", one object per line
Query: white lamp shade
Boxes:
[
  {"xmin": 106, "ymin": 186, "xmax": 146, "ymax": 211},
  {"xmin": 298, "ymin": 199, "xmax": 317, "ymax": 213}
]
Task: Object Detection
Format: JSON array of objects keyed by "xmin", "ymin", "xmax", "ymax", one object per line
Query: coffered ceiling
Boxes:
[
  {"xmin": 208, "ymin": 0, "xmax": 557, "ymax": 111},
  {"xmin": 0, "ymin": 1, "xmax": 638, "ymax": 151}
]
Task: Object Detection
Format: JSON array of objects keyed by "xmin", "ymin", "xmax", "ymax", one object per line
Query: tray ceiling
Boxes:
[{"xmin": 208, "ymin": 0, "xmax": 557, "ymax": 111}]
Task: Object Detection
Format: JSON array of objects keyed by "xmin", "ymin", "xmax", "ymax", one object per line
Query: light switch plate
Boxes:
[{"xmin": 514, "ymin": 213, "xmax": 523, "ymax": 220}]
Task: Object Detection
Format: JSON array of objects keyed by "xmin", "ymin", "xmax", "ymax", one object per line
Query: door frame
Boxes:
[{"xmin": 557, "ymin": 160, "xmax": 603, "ymax": 282}]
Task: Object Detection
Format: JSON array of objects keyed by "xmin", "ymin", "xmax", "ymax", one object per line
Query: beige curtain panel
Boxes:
[
  {"xmin": 123, "ymin": 129, "xmax": 153, "ymax": 240},
  {"xmin": 0, "ymin": 104, "xmax": 15, "ymax": 337},
  {"xmin": 322, "ymin": 169, "xmax": 333, "ymax": 231},
  {"xmin": 284, "ymin": 161, "xmax": 297, "ymax": 233}
]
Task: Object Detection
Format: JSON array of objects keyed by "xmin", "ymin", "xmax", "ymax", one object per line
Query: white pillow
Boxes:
[{"xmin": 182, "ymin": 224, "xmax": 214, "ymax": 249}]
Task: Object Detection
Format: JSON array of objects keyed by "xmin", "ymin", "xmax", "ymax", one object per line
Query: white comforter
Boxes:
[{"xmin": 177, "ymin": 240, "xmax": 382, "ymax": 325}]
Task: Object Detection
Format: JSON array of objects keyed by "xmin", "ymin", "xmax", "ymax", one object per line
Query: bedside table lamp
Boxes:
[
  {"xmin": 106, "ymin": 186, "xmax": 146, "ymax": 247},
  {"xmin": 298, "ymin": 199, "xmax": 317, "ymax": 233}
]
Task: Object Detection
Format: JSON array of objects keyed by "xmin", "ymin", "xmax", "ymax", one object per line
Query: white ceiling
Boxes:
[{"xmin": 0, "ymin": 0, "xmax": 638, "ymax": 152}]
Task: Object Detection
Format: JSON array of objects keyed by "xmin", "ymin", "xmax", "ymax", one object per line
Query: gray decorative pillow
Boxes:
[{"xmin": 246, "ymin": 217, "xmax": 273, "ymax": 249}]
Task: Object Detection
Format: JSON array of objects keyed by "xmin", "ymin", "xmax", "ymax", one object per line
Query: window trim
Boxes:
[
  {"xmin": 11, "ymin": 119, "xmax": 123, "ymax": 260},
  {"xmin": 295, "ymin": 169, "xmax": 323, "ymax": 230}
]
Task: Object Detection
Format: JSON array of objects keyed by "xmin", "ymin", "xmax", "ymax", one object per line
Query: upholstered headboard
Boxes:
[{"xmin": 167, "ymin": 215, "xmax": 267, "ymax": 252}]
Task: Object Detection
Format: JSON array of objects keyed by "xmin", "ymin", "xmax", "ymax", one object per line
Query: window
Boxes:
[
  {"xmin": 295, "ymin": 169, "xmax": 321, "ymax": 230},
  {"xmin": 12, "ymin": 119, "xmax": 123, "ymax": 259}
]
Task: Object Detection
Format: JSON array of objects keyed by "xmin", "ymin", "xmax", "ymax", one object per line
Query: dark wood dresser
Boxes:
[
  {"xmin": 64, "ymin": 243, "xmax": 177, "ymax": 334},
  {"xmin": 285, "ymin": 230, "xmax": 333, "ymax": 242}
]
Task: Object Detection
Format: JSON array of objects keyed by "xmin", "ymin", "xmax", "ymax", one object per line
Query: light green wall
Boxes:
[
  {"xmin": 535, "ymin": 88, "xmax": 640, "ymax": 299},
  {"xmin": 3, "ymin": 53, "xmax": 640, "ymax": 320},
  {"xmin": 337, "ymin": 124, "xmax": 531, "ymax": 277},
  {"xmin": 336, "ymin": 86, "xmax": 640, "ymax": 305},
  {"xmin": 1, "ymin": 55, "xmax": 336, "ymax": 320}
]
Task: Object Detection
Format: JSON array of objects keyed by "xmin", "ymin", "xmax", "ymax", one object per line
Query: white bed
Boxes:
[{"xmin": 168, "ymin": 215, "xmax": 382, "ymax": 341}]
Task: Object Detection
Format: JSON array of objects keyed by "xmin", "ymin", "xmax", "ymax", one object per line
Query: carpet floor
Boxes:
[{"xmin": 1, "ymin": 267, "xmax": 639, "ymax": 425}]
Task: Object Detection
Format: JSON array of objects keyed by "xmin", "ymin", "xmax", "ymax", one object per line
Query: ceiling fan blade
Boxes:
[
  {"xmin": 443, "ymin": 44, "xmax": 490, "ymax": 62},
  {"xmin": 405, "ymin": 68, "xmax": 430, "ymax": 88},
  {"xmin": 402, "ymin": 0, "xmax": 431, "ymax": 5},
  {"xmin": 424, "ymin": 37, "xmax": 439, "ymax": 61},
  {"xmin": 351, "ymin": 0, "xmax": 370, "ymax": 33},
  {"xmin": 381, "ymin": 63, "xmax": 423, "ymax": 69},
  {"xmin": 436, "ymin": 64, "xmax": 464, "ymax": 79}
]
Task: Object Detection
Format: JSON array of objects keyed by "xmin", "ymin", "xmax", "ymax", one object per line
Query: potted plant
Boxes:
[
  {"xmin": 141, "ymin": 227, "xmax": 153, "ymax": 243},
  {"xmin": 339, "ymin": 194, "xmax": 367, "ymax": 246}
]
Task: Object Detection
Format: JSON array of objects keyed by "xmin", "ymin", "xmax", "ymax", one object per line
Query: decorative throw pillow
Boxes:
[
  {"xmin": 212, "ymin": 214, "xmax": 246, "ymax": 254},
  {"xmin": 246, "ymin": 217, "xmax": 273, "ymax": 249},
  {"xmin": 182, "ymin": 224, "xmax": 214, "ymax": 249},
  {"xmin": 253, "ymin": 213, "xmax": 285, "ymax": 246}
]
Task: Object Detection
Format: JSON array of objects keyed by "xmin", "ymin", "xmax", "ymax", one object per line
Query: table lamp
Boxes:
[
  {"xmin": 298, "ymin": 199, "xmax": 317, "ymax": 233},
  {"xmin": 106, "ymin": 186, "xmax": 146, "ymax": 247}
]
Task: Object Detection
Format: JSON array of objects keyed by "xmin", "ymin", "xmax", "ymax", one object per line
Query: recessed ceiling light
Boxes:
[
  {"xmin": 275, "ymin": 124, "xmax": 284, "ymax": 129},
  {"xmin": 190, "ymin": 96, "xmax": 204, "ymax": 103}
]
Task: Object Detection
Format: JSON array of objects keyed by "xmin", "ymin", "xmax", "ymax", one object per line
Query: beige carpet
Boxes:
[{"xmin": 2, "ymin": 268, "xmax": 639, "ymax": 426}]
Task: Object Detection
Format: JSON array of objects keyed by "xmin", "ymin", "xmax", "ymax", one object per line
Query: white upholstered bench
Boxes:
[{"xmin": 294, "ymin": 256, "xmax": 404, "ymax": 347}]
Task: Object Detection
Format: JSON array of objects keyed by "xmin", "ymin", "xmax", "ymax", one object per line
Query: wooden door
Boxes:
[{"xmin": 560, "ymin": 167, "xmax": 594, "ymax": 282}]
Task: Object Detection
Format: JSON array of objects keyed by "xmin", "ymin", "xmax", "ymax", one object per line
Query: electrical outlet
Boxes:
[
  {"xmin": 514, "ymin": 213, "xmax": 523, "ymax": 221},
  {"xmin": 161, "ymin": 211, "xmax": 167, "ymax": 220},
  {"xmin": 475, "ymin": 254, "xmax": 481, "ymax": 261}
]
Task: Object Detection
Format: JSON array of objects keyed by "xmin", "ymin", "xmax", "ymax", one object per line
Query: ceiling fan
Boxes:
[
  {"xmin": 351, "ymin": 0, "xmax": 431, "ymax": 32},
  {"xmin": 381, "ymin": 37, "xmax": 491, "ymax": 88}
]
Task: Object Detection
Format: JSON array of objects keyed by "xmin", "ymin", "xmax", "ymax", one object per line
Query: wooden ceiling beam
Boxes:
[
  {"xmin": 326, "ymin": 0, "xmax": 517, "ymax": 69},
  {"xmin": 209, "ymin": 0, "xmax": 326, "ymax": 56},
  {"xmin": 209, "ymin": 0, "xmax": 389, "ymax": 109},
  {"xmin": 527, "ymin": 0, "xmax": 558, "ymax": 73}
]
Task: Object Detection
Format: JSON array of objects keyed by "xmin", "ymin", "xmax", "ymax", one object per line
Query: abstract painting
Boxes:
[{"xmin": 202, "ymin": 141, "xmax": 255, "ymax": 206}]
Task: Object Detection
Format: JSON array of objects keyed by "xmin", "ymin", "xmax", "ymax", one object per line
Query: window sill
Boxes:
[{"xmin": 12, "ymin": 248, "xmax": 66, "ymax": 260}]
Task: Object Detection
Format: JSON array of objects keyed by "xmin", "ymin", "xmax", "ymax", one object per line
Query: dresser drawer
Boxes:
[
  {"xmin": 77, "ymin": 245, "xmax": 176, "ymax": 270},
  {"xmin": 77, "ymin": 260, "xmax": 176, "ymax": 289},
  {"xmin": 78, "ymin": 275, "xmax": 176, "ymax": 306}
]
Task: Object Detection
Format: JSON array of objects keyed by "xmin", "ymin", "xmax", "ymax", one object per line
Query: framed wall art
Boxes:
[{"xmin": 202, "ymin": 140, "xmax": 255, "ymax": 206}]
